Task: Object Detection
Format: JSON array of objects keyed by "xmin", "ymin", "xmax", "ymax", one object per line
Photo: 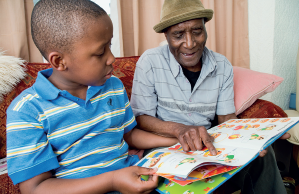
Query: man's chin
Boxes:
[{"xmin": 179, "ymin": 60, "xmax": 201, "ymax": 69}]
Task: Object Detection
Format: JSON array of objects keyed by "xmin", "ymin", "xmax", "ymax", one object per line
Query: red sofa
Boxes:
[{"xmin": 0, "ymin": 56, "xmax": 287, "ymax": 193}]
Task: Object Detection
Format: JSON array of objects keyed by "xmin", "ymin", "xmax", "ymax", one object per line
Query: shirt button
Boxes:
[
  {"xmin": 189, "ymin": 99, "xmax": 192, "ymax": 102},
  {"xmin": 189, "ymin": 113, "xmax": 192, "ymax": 116}
]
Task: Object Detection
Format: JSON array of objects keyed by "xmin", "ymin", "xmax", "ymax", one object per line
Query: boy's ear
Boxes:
[{"xmin": 48, "ymin": 51, "xmax": 67, "ymax": 71}]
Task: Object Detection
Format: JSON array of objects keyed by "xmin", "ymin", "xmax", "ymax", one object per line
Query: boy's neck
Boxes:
[{"xmin": 48, "ymin": 71, "xmax": 88, "ymax": 100}]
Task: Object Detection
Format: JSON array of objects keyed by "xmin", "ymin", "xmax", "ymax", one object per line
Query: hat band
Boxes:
[{"xmin": 154, "ymin": 9, "xmax": 213, "ymax": 33}]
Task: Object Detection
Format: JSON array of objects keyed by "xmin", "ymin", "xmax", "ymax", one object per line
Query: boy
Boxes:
[{"xmin": 6, "ymin": 0, "xmax": 177, "ymax": 193}]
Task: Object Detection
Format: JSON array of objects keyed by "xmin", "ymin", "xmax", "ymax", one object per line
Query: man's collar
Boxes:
[
  {"xmin": 168, "ymin": 47, "xmax": 181, "ymax": 78},
  {"xmin": 202, "ymin": 47, "xmax": 217, "ymax": 74},
  {"xmin": 168, "ymin": 47, "xmax": 218, "ymax": 78},
  {"xmin": 33, "ymin": 68, "xmax": 60, "ymax": 100}
]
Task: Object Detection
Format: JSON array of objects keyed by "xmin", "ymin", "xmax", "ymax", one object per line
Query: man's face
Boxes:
[
  {"xmin": 164, "ymin": 18, "xmax": 207, "ymax": 72},
  {"xmin": 62, "ymin": 15, "xmax": 115, "ymax": 86}
]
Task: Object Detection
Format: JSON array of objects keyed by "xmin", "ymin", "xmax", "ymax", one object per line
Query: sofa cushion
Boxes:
[
  {"xmin": 0, "ymin": 63, "xmax": 51, "ymax": 159},
  {"xmin": 0, "ymin": 173, "xmax": 20, "ymax": 194},
  {"xmin": 233, "ymin": 67, "xmax": 284, "ymax": 115},
  {"xmin": 112, "ymin": 56, "xmax": 139, "ymax": 100}
]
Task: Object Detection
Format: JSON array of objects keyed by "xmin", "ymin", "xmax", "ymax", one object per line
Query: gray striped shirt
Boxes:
[{"xmin": 131, "ymin": 45, "xmax": 235, "ymax": 129}]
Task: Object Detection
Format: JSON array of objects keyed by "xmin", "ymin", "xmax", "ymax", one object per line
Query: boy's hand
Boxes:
[{"xmin": 112, "ymin": 166, "xmax": 158, "ymax": 194}]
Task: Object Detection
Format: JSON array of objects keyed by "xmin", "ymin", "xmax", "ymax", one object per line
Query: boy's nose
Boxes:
[{"xmin": 107, "ymin": 48, "xmax": 115, "ymax": 66}]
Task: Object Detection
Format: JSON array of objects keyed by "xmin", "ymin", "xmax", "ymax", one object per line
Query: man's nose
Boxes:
[{"xmin": 184, "ymin": 33, "xmax": 196, "ymax": 49}]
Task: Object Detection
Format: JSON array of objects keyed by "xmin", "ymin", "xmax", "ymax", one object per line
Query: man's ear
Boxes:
[{"xmin": 48, "ymin": 51, "xmax": 67, "ymax": 71}]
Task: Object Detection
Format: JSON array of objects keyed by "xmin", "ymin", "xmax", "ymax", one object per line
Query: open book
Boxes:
[{"xmin": 135, "ymin": 117, "xmax": 299, "ymax": 193}]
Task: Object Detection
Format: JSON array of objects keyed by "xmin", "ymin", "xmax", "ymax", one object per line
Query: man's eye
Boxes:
[
  {"xmin": 175, "ymin": 34, "xmax": 183, "ymax": 39},
  {"xmin": 193, "ymin": 30, "xmax": 202, "ymax": 35}
]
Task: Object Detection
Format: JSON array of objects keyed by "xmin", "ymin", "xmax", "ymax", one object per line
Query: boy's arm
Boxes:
[
  {"xmin": 124, "ymin": 128, "xmax": 178, "ymax": 149},
  {"xmin": 20, "ymin": 166, "xmax": 158, "ymax": 194}
]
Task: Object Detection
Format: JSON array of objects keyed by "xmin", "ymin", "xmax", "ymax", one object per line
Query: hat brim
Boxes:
[{"xmin": 153, "ymin": 9, "xmax": 213, "ymax": 33}]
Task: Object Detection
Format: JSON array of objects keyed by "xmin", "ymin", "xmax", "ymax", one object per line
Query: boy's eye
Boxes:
[{"xmin": 97, "ymin": 52, "xmax": 104, "ymax": 57}]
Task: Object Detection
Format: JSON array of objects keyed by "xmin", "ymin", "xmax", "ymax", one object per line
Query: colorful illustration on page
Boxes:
[
  {"xmin": 158, "ymin": 165, "xmax": 238, "ymax": 186},
  {"xmin": 202, "ymin": 147, "xmax": 225, "ymax": 157},
  {"xmin": 257, "ymin": 124, "xmax": 276, "ymax": 131},
  {"xmin": 168, "ymin": 144, "xmax": 197, "ymax": 155}
]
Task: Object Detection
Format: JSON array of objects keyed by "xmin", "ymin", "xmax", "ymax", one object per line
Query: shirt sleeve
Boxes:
[
  {"xmin": 131, "ymin": 55, "xmax": 158, "ymax": 117},
  {"xmin": 6, "ymin": 108, "xmax": 59, "ymax": 185},
  {"xmin": 216, "ymin": 60, "xmax": 236, "ymax": 115}
]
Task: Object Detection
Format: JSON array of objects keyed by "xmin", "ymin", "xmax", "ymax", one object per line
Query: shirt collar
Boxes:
[
  {"xmin": 168, "ymin": 46, "xmax": 218, "ymax": 78},
  {"xmin": 168, "ymin": 46, "xmax": 181, "ymax": 78},
  {"xmin": 33, "ymin": 68, "xmax": 105, "ymax": 101},
  {"xmin": 202, "ymin": 47, "xmax": 217, "ymax": 74},
  {"xmin": 33, "ymin": 68, "xmax": 60, "ymax": 100}
]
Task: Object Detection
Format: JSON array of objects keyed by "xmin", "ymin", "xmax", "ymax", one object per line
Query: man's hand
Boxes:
[
  {"xmin": 259, "ymin": 132, "xmax": 291, "ymax": 157},
  {"xmin": 174, "ymin": 125, "xmax": 217, "ymax": 155},
  {"xmin": 112, "ymin": 166, "xmax": 158, "ymax": 194}
]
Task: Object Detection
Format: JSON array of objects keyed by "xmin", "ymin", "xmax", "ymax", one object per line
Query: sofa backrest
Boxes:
[{"xmin": 0, "ymin": 56, "xmax": 139, "ymax": 159}]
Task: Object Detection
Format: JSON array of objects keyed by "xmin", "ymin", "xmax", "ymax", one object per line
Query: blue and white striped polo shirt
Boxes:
[
  {"xmin": 6, "ymin": 68, "xmax": 138, "ymax": 184},
  {"xmin": 131, "ymin": 45, "xmax": 235, "ymax": 129}
]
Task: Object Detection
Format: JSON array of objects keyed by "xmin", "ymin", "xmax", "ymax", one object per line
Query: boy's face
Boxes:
[{"xmin": 62, "ymin": 15, "xmax": 115, "ymax": 86}]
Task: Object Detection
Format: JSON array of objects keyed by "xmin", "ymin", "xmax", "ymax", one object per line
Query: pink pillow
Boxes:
[{"xmin": 233, "ymin": 67, "xmax": 283, "ymax": 115}]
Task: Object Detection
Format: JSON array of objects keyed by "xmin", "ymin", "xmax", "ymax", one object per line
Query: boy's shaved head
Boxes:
[{"xmin": 31, "ymin": 0, "xmax": 107, "ymax": 60}]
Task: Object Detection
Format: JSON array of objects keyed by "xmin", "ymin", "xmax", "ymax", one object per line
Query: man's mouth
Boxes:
[{"xmin": 181, "ymin": 52, "xmax": 196, "ymax": 57}]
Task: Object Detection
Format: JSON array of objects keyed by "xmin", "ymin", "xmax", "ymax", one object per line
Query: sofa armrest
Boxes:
[{"xmin": 237, "ymin": 99, "xmax": 287, "ymax": 119}]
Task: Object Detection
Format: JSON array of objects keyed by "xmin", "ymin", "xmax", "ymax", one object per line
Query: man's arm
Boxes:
[
  {"xmin": 217, "ymin": 113, "xmax": 238, "ymax": 124},
  {"xmin": 19, "ymin": 167, "xmax": 158, "ymax": 194},
  {"xmin": 136, "ymin": 115, "xmax": 216, "ymax": 155}
]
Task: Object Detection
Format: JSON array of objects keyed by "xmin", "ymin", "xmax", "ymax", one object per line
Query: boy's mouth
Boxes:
[{"xmin": 106, "ymin": 69, "xmax": 113, "ymax": 78}]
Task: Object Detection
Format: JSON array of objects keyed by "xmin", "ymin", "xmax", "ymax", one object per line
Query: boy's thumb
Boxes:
[{"xmin": 136, "ymin": 167, "xmax": 158, "ymax": 175}]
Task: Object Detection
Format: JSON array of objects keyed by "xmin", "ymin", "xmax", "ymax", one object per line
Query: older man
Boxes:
[{"xmin": 131, "ymin": 0, "xmax": 287, "ymax": 193}]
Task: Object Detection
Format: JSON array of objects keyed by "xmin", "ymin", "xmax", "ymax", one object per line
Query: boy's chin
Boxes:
[{"xmin": 88, "ymin": 81, "xmax": 107, "ymax": 87}]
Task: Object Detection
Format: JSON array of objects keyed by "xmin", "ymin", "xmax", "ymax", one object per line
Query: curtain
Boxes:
[
  {"xmin": 118, "ymin": 0, "xmax": 249, "ymax": 68},
  {"xmin": 0, "ymin": 0, "xmax": 43, "ymax": 62},
  {"xmin": 118, "ymin": 0, "xmax": 165, "ymax": 57},
  {"xmin": 202, "ymin": 0, "xmax": 249, "ymax": 68}
]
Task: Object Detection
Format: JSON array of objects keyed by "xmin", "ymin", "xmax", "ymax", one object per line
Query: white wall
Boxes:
[{"xmin": 248, "ymin": 0, "xmax": 299, "ymax": 110}]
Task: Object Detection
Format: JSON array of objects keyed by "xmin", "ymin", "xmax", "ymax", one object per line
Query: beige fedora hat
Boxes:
[{"xmin": 154, "ymin": 0, "xmax": 213, "ymax": 33}]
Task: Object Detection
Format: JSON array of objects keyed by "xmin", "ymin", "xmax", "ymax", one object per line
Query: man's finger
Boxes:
[
  {"xmin": 184, "ymin": 133, "xmax": 197, "ymax": 151},
  {"xmin": 194, "ymin": 136, "xmax": 203, "ymax": 151},
  {"xmin": 259, "ymin": 149, "xmax": 268, "ymax": 157},
  {"xmin": 178, "ymin": 134, "xmax": 190, "ymax": 152},
  {"xmin": 279, "ymin": 132, "xmax": 290, "ymax": 140},
  {"xmin": 199, "ymin": 127, "xmax": 216, "ymax": 155}
]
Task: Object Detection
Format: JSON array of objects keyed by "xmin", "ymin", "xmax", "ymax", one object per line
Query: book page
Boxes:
[
  {"xmin": 135, "ymin": 143, "xmax": 257, "ymax": 178},
  {"xmin": 208, "ymin": 117, "xmax": 299, "ymax": 150},
  {"xmin": 135, "ymin": 117, "xmax": 299, "ymax": 179}
]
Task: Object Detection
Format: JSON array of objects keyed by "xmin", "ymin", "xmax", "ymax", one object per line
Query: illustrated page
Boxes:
[
  {"xmin": 208, "ymin": 117, "xmax": 299, "ymax": 150},
  {"xmin": 136, "ymin": 143, "xmax": 257, "ymax": 178},
  {"xmin": 136, "ymin": 117, "xmax": 299, "ymax": 179}
]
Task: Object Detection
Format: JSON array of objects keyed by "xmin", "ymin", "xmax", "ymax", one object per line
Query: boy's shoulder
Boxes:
[
  {"xmin": 7, "ymin": 85, "xmax": 39, "ymax": 113},
  {"xmin": 105, "ymin": 75, "xmax": 125, "ymax": 89}
]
